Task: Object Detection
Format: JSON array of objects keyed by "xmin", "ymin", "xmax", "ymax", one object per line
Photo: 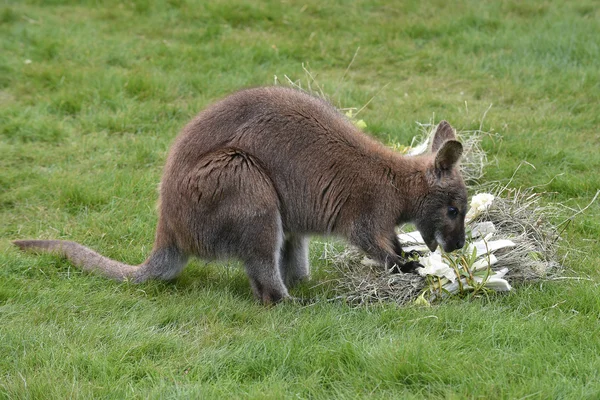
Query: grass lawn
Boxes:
[{"xmin": 1, "ymin": 0, "xmax": 600, "ymax": 398}]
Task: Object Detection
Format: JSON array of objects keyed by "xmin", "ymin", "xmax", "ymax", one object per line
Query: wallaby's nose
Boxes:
[{"xmin": 456, "ymin": 239, "xmax": 465, "ymax": 249}]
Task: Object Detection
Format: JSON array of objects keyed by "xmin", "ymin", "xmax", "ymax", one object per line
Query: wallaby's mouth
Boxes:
[
  {"xmin": 433, "ymin": 232, "xmax": 446, "ymax": 252},
  {"xmin": 426, "ymin": 238, "xmax": 439, "ymax": 252},
  {"xmin": 434, "ymin": 231, "xmax": 465, "ymax": 253}
]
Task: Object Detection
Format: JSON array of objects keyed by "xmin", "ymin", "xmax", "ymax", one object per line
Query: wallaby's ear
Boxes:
[
  {"xmin": 434, "ymin": 139, "xmax": 463, "ymax": 172},
  {"xmin": 431, "ymin": 120, "xmax": 456, "ymax": 153}
]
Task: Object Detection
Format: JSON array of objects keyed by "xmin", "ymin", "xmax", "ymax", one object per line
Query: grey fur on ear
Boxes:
[
  {"xmin": 434, "ymin": 139, "xmax": 463, "ymax": 172},
  {"xmin": 431, "ymin": 121, "xmax": 456, "ymax": 152}
]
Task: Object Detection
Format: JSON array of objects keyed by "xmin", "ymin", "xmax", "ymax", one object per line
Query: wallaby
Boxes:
[{"xmin": 13, "ymin": 86, "xmax": 468, "ymax": 304}]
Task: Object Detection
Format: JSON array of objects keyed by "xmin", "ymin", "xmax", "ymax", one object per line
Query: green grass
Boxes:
[{"xmin": 1, "ymin": 0, "xmax": 599, "ymax": 398}]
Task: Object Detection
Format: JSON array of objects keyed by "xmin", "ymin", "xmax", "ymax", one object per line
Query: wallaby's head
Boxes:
[{"xmin": 414, "ymin": 121, "xmax": 468, "ymax": 253}]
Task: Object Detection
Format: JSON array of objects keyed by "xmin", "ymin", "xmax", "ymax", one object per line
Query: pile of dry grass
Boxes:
[
  {"xmin": 321, "ymin": 245, "xmax": 425, "ymax": 305},
  {"xmin": 474, "ymin": 186, "xmax": 563, "ymax": 281}
]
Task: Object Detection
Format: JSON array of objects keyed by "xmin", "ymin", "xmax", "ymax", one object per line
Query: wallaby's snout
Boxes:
[
  {"xmin": 437, "ymin": 208, "xmax": 467, "ymax": 254},
  {"xmin": 442, "ymin": 235, "xmax": 465, "ymax": 253},
  {"xmin": 431, "ymin": 226, "xmax": 466, "ymax": 253}
]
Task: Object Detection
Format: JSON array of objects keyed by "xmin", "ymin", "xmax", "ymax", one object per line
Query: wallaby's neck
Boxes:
[{"xmin": 386, "ymin": 153, "xmax": 431, "ymax": 222}]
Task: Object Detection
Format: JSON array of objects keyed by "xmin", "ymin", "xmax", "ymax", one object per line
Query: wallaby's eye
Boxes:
[{"xmin": 448, "ymin": 206, "xmax": 459, "ymax": 217}]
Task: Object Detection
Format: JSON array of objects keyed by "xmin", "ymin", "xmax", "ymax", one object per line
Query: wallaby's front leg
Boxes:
[
  {"xmin": 280, "ymin": 234, "xmax": 310, "ymax": 288},
  {"xmin": 352, "ymin": 229, "xmax": 422, "ymax": 273},
  {"xmin": 388, "ymin": 233, "xmax": 423, "ymax": 273}
]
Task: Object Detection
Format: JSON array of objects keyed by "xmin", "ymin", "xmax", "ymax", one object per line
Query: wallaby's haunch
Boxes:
[{"xmin": 13, "ymin": 87, "xmax": 468, "ymax": 305}]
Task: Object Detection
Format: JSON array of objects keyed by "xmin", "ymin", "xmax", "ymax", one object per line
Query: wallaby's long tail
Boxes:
[
  {"xmin": 13, "ymin": 240, "xmax": 140, "ymax": 281},
  {"xmin": 13, "ymin": 239, "xmax": 188, "ymax": 282}
]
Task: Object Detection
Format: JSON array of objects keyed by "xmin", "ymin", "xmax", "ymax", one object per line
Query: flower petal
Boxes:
[
  {"xmin": 472, "ymin": 254, "xmax": 498, "ymax": 271},
  {"xmin": 470, "ymin": 221, "xmax": 496, "ymax": 239},
  {"xmin": 485, "ymin": 276, "xmax": 512, "ymax": 291},
  {"xmin": 472, "ymin": 267, "xmax": 512, "ymax": 291},
  {"xmin": 473, "ymin": 239, "xmax": 516, "ymax": 257},
  {"xmin": 443, "ymin": 278, "xmax": 473, "ymax": 294},
  {"xmin": 416, "ymin": 253, "xmax": 457, "ymax": 282},
  {"xmin": 403, "ymin": 245, "xmax": 430, "ymax": 253},
  {"xmin": 491, "ymin": 267, "xmax": 509, "ymax": 279},
  {"xmin": 465, "ymin": 193, "xmax": 495, "ymax": 223}
]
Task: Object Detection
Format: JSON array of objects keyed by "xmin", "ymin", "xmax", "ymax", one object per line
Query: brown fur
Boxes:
[{"xmin": 13, "ymin": 87, "xmax": 468, "ymax": 304}]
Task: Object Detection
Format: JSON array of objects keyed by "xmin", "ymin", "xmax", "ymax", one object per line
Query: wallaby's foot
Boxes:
[
  {"xmin": 245, "ymin": 244, "xmax": 290, "ymax": 305},
  {"xmin": 390, "ymin": 260, "xmax": 424, "ymax": 274},
  {"xmin": 247, "ymin": 273, "xmax": 290, "ymax": 305}
]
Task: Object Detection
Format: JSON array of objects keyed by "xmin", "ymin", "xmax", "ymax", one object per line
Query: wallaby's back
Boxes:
[{"xmin": 164, "ymin": 87, "xmax": 419, "ymax": 235}]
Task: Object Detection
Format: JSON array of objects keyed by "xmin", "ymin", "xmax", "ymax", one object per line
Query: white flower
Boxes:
[
  {"xmin": 472, "ymin": 239, "xmax": 516, "ymax": 258},
  {"xmin": 483, "ymin": 276, "xmax": 512, "ymax": 291},
  {"xmin": 397, "ymin": 231, "xmax": 431, "ymax": 252},
  {"xmin": 24, "ymin": 59, "xmax": 32, "ymax": 64},
  {"xmin": 472, "ymin": 254, "xmax": 498, "ymax": 271},
  {"xmin": 417, "ymin": 252, "xmax": 457, "ymax": 282},
  {"xmin": 470, "ymin": 221, "xmax": 496, "ymax": 239},
  {"xmin": 471, "ymin": 193, "xmax": 495, "ymax": 211},
  {"xmin": 442, "ymin": 279, "xmax": 469, "ymax": 295},
  {"xmin": 442, "ymin": 266, "xmax": 511, "ymax": 294},
  {"xmin": 466, "ymin": 193, "xmax": 495, "ymax": 223},
  {"xmin": 398, "ymin": 210, "xmax": 514, "ymax": 296},
  {"xmin": 473, "ymin": 267, "xmax": 512, "ymax": 291}
]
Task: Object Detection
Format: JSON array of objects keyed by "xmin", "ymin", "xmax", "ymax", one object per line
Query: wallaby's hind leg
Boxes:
[
  {"xmin": 280, "ymin": 235, "xmax": 310, "ymax": 288},
  {"xmin": 236, "ymin": 197, "xmax": 289, "ymax": 304},
  {"xmin": 242, "ymin": 220, "xmax": 289, "ymax": 304},
  {"xmin": 162, "ymin": 148, "xmax": 289, "ymax": 304}
]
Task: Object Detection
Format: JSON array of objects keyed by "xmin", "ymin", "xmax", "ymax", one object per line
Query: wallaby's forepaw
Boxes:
[
  {"xmin": 401, "ymin": 249, "xmax": 423, "ymax": 260},
  {"xmin": 389, "ymin": 260, "xmax": 423, "ymax": 274},
  {"xmin": 401, "ymin": 260, "xmax": 424, "ymax": 273}
]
